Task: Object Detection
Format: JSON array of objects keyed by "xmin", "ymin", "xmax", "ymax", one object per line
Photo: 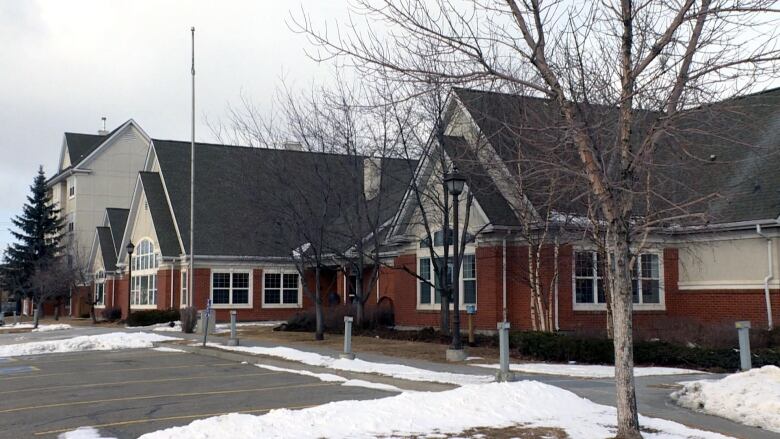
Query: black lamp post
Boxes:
[
  {"xmin": 443, "ymin": 167, "xmax": 466, "ymax": 358},
  {"xmin": 126, "ymin": 241, "xmax": 135, "ymax": 320}
]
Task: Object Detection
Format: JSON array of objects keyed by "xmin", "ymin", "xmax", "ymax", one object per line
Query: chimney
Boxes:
[
  {"xmin": 98, "ymin": 117, "xmax": 109, "ymax": 135},
  {"xmin": 363, "ymin": 157, "xmax": 382, "ymax": 200},
  {"xmin": 283, "ymin": 141, "xmax": 303, "ymax": 151}
]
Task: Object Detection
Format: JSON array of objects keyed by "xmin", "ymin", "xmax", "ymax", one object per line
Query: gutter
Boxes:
[{"xmin": 755, "ymin": 224, "xmax": 775, "ymax": 329}]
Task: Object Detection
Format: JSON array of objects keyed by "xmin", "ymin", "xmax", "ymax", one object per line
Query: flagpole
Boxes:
[{"xmin": 188, "ymin": 26, "xmax": 195, "ymax": 307}]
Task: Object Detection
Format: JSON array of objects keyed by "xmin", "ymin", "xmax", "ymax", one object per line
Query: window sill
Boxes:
[
  {"xmin": 212, "ymin": 304, "xmax": 253, "ymax": 309},
  {"xmin": 416, "ymin": 305, "xmax": 477, "ymax": 312},
  {"xmin": 130, "ymin": 304, "xmax": 158, "ymax": 310},
  {"xmin": 262, "ymin": 303, "xmax": 302, "ymax": 309},
  {"xmin": 573, "ymin": 304, "xmax": 666, "ymax": 312}
]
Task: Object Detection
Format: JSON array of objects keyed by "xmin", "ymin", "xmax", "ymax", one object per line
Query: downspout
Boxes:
[
  {"xmin": 111, "ymin": 274, "xmax": 116, "ymax": 308},
  {"xmin": 554, "ymin": 240, "xmax": 560, "ymax": 331},
  {"xmin": 756, "ymin": 224, "xmax": 775, "ymax": 329},
  {"xmin": 170, "ymin": 263, "xmax": 174, "ymax": 308},
  {"xmin": 502, "ymin": 236, "xmax": 507, "ymax": 323}
]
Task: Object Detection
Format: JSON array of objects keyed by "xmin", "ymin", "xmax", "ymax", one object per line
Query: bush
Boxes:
[
  {"xmin": 180, "ymin": 306, "xmax": 197, "ymax": 333},
  {"xmin": 126, "ymin": 309, "xmax": 180, "ymax": 327},
  {"xmin": 101, "ymin": 306, "xmax": 122, "ymax": 321},
  {"xmin": 511, "ymin": 330, "xmax": 780, "ymax": 371},
  {"xmin": 282, "ymin": 304, "xmax": 396, "ymax": 334}
]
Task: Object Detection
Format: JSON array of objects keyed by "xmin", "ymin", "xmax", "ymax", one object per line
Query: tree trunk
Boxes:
[
  {"xmin": 354, "ymin": 271, "xmax": 364, "ymax": 327},
  {"xmin": 34, "ymin": 300, "xmax": 42, "ymax": 329},
  {"xmin": 609, "ymin": 230, "xmax": 642, "ymax": 439},
  {"xmin": 54, "ymin": 298, "xmax": 60, "ymax": 321},
  {"xmin": 314, "ymin": 265, "xmax": 325, "ymax": 341}
]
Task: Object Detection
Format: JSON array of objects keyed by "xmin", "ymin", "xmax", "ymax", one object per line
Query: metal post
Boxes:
[
  {"xmin": 497, "ymin": 321, "xmax": 515, "ymax": 382},
  {"xmin": 736, "ymin": 321, "xmax": 752, "ymax": 371},
  {"xmin": 13, "ymin": 311, "xmax": 18, "ymax": 325},
  {"xmin": 227, "ymin": 310, "xmax": 239, "ymax": 346},
  {"xmin": 341, "ymin": 316, "xmax": 355, "ymax": 360},
  {"xmin": 201, "ymin": 298, "xmax": 211, "ymax": 347}
]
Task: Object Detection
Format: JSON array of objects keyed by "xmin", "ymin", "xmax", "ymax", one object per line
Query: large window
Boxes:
[
  {"xmin": 130, "ymin": 239, "xmax": 158, "ymax": 307},
  {"xmin": 573, "ymin": 250, "xmax": 663, "ymax": 308},
  {"xmin": 263, "ymin": 271, "xmax": 301, "ymax": 308},
  {"xmin": 94, "ymin": 270, "xmax": 105, "ymax": 307},
  {"xmin": 211, "ymin": 271, "xmax": 251, "ymax": 307},
  {"xmin": 418, "ymin": 254, "xmax": 476, "ymax": 308}
]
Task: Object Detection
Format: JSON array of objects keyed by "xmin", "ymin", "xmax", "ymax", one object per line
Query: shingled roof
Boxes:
[
  {"xmin": 96, "ymin": 227, "xmax": 118, "ymax": 271},
  {"xmin": 450, "ymin": 87, "xmax": 780, "ymax": 228},
  {"xmin": 138, "ymin": 172, "xmax": 182, "ymax": 258},
  {"xmin": 151, "ymin": 140, "xmax": 415, "ymax": 258}
]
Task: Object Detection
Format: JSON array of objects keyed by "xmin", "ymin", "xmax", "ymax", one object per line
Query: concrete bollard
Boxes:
[
  {"xmin": 13, "ymin": 311, "xmax": 18, "ymax": 325},
  {"xmin": 340, "ymin": 316, "xmax": 355, "ymax": 360},
  {"xmin": 227, "ymin": 310, "xmax": 239, "ymax": 346},
  {"xmin": 496, "ymin": 321, "xmax": 516, "ymax": 382},
  {"xmin": 33, "ymin": 308, "xmax": 39, "ymax": 324},
  {"xmin": 735, "ymin": 321, "xmax": 752, "ymax": 371}
]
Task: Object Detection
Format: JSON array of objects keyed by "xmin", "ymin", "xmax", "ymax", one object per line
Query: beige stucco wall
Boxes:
[{"xmin": 678, "ymin": 236, "xmax": 780, "ymax": 289}]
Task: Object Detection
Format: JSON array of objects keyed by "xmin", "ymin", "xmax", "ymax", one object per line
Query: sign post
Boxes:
[
  {"xmin": 202, "ymin": 298, "xmax": 212, "ymax": 347},
  {"xmin": 466, "ymin": 305, "xmax": 476, "ymax": 345}
]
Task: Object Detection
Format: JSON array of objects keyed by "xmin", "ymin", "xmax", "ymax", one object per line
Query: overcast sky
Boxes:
[{"xmin": 0, "ymin": 1, "xmax": 350, "ymax": 251}]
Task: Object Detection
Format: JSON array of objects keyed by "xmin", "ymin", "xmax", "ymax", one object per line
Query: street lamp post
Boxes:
[
  {"xmin": 126, "ymin": 241, "xmax": 135, "ymax": 320},
  {"xmin": 444, "ymin": 167, "xmax": 466, "ymax": 361}
]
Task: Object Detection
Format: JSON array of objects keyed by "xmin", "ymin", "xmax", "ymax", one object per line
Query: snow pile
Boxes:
[
  {"xmin": 255, "ymin": 363, "xmax": 404, "ymax": 393},
  {"xmin": 58, "ymin": 427, "xmax": 116, "ymax": 439},
  {"xmin": 32, "ymin": 324, "xmax": 72, "ymax": 332},
  {"xmin": 475, "ymin": 362, "xmax": 702, "ymax": 378},
  {"xmin": 152, "ymin": 346, "xmax": 187, "ymax": 353},
  {"xmin": 0, "ymin": 323, "xmax": 34, "ymax": 331},
  {"xmin": 217, "ymin": 344, "xmax": 492, "ymax": 385},
  {"xmin": 136, "ymin": 380, "xmax": 730, "ymax": 439},
  {"xmin": 0, "ymin": 332, "xmax": 177, "ymax": 357},
  {"xmin": 214, "ymin": 321, "xmax": 285, "ymax": 333},
  {"xmin": 671, "ymin": 365, "xmax": 780, "ymax": 433}
]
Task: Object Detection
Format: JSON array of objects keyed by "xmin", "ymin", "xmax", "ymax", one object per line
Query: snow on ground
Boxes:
[
  {"xmin": 133, "ymin": 380, "xmax": 730, "ymax": 439},
  {"xmin": 214, "ymin": 321, "xmax": 286, "ymax": 333},
  {"xmin": 0, "ymin": 332, "xmax": 177, "ymax": 357},
  {"xmin": 474, "ymin": 362, "xmax": 702, "ymax": 378},
  {"xmin": 152, "ymin": 346, "xmax": 187, "ymax": 353},
  {"xmin": 58, "ymin": 426, "xmax": 116, "ymax": 439},
  {"xmin": 0, "ymin": 323, "xmax": 71, "ymax": 332},
  {"xmin": 32, "ymin": 324, "xmax": 72, "ymax": 332},
  {"xmin": 671, "ymin": 365, "xmax": 780, "ymax": 433},
  {"xmin": 216, "ymin": 344, "xmax": 492, "ymax": 385},
  {"xmin": 254, "ymin": 363, "xmax": 405, "ymax": 392}
]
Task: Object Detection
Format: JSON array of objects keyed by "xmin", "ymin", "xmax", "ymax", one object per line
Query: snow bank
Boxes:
[
  {"xmin": 475, "ymin": 362, "xmax": 702, "ymax": 378},
  {"xmin": 216, "ymin": 344, "xmax": 492, "ymax": 385},
  {"xmin": 671, "ymin": 365, "xmax": 780, "ymax": 433},
  {"xmin": 0, "ymin": 323, "xmax": 34, "ymax": 330},
  {"xmin": 58, "ymin": 426, "xmax": 116, "ymax": 439},
  {"xmin": 255, "ymin": 363, "xmax": 404, "ymax": 392},
  {"xmin": 136, "ymin": 380, "xmax": 730, "ymax": 439},
  {"xmin": 0, "ymin": 332, "xmax": 177, "ymax": 357},
  {"xmin": 32, "ymin": 324, "xmax": 72, "ymax": 332}
]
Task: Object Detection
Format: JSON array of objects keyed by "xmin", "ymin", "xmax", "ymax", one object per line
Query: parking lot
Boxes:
[{"xmin": 0, "ymin": 347, "xmax": 392, "ymax": 438}]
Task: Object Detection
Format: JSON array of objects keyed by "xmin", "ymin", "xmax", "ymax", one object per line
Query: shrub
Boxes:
[
  {"xmin": 180, "ymin": 306, "xmax": 197, "ymax": 333},
  {"xmin": 510, "ymin": 330, "xmax": 780, "ymax": 371},
  {"xmin": 100, "ymin": 306, "xmax": 122, "ymax": 321},
  {"xmin": 282, "ymin": 304, "xmax": 396, "ymax": 334},
  {"xmin": 127, "ymin": 309, "xmax": 180, "ymax": 327}
]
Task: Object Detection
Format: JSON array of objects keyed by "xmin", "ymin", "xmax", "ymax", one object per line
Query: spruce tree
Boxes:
[{"xmin": 4, "ymin": 166, "xmax": 64, "ymax": 308}]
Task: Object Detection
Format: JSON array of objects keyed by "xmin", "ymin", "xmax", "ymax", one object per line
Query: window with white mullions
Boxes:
[
  {"xmin": 94, "ymin": 270, "xmax": 105, "ymax": 307},
  {"xmin": 631, "ymin": 253, "xmax": 661, "ymax": 304},
  {"xmin": 574, "ymin": 251, "xmax": 606, "ymax": 304},
  {"xmin": 417, "ymin": 254, "xmax": 476, "ymax": 308},
  {"xmin": 263, "ymin": 272, "xmax": 300, "ymax": 307},
  {"xmin": 211, "ymin": 271, "xmax": 250, "ymax": 306},
  {"xmin": 180, "ymin": 270, "xmax": 188, "ymax": 306},
  {"xmin": 573, "ymin": 250, "xmax": 663, "ymax": 308},
  {"xmin": 130, "ymin": 239, "xmax": 158, "ymax": 306}
]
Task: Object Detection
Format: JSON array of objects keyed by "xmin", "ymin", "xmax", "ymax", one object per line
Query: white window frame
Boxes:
[
  {"xmin": 572, "ymin": 249, "xmax": 665, "ymax": 311},
  {"xmin": 180, "ymin": 270, "xmax": 189, "ymax": 308},
  {"xmin": 210, "ymin": 269, "xmax": 253, "ymax": 309},
  {"xmin": 94, "ymin": 270, "xmax": 106, "ymax": 308},
  {"xmin": 416, "ymin": 246, "xmax": 477, "ymax": 311},
  {"xmin": 262, "ymin": 269, "xmax": 302, "ymax": 309},
  {"xmin": 130, "ymin": 238, "xmax": 159, "ymax": 309}
]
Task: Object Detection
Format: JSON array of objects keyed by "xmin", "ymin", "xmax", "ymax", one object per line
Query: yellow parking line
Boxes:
[
  {"xmin": 0, "ymin": 362, "xmax": 236, "ymax": 381},
  {"xmin": 0, "ymin": 371, "xmax": 282, "ymax": 395},
  {"xmin": 12, "ymin": 350, "xmax": 187, "ymax": 365},
  {"xmin": 33, "ymin": 404, "xmax": 318, "ymax": 436},
  {"xmin": 1, "ymin": 382, "xmax": 336, "ymax": 414}
]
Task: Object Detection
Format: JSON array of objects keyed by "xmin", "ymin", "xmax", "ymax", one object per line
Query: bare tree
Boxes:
[
  {"xmin": 292, "ymin": 1, "xmax": 780, "ymax": 436},
  {"xmin": 28, "ymin": 256, "xmax": 74, "ymax": 328}
]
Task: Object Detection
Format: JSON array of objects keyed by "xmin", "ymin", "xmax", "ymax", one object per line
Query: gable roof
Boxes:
[
  {"xmin": 150, "ymin": 139, "xmax": 415, "ymax": 258},
  {"xmin": 138, "ymin": 172, "xmax": 182, "ymax": 258},
  {"xmin": 450, "ymin": 86, "xmax": 780, "ymax": 228},
  {"xmin": 64, "ymin": 132, "xmax": 108, "ymax": 164},
  {"xmin": 96, "ymin": 226, "xmax": 118, "ymax": 271},
  {"xmin": 105, "ymin": 208, "xmax": 129, "ymax": 250}
]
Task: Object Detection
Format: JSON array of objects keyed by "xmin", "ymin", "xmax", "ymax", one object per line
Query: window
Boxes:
[
  {"xmin": 211, "ymin": 271, "xmax": 251, "ymax": 307},
  {"xmin": 68, "ymin": 222, "xmax": 74, "ymax": 233},
  {"xmin": 180, "ymin": 271, "xmax": 188, "ymax": 306},
  {"xmin": 418, "ymin": 254, "xmax": 476, "ymax": 308},
  {"xmin": 94, "ymin": 270, "xmax": 105, "ymax": 307},
  {"xmin": 263, "ymin": 271, "xmax": 300, "ymax": 307},
  {"xmin": 67, "ymin": 178, "xmax": 75, "ymax": 199},
  {"xmin": 573, "ymin": 250, "xmax": 663, "ymax": 309},
  {"xmin": 130, "ymin": 239, "xmax": 158, "ymax": 307}
]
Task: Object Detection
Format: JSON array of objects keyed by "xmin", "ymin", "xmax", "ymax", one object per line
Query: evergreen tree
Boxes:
[{"xmin": 3, "ymin": 166, "xmax": 64, "ymax": 307}]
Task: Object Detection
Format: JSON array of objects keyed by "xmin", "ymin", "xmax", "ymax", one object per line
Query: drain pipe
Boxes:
[
  {"xmin": 502, "ymin": 236, "xmax": 507, "ymax": 322},
  {"xmin": 756, "ymin": 224, "xmax": 775, "ymax": 329},
  {"xmin": 554, "ymin": 239, "xmax": 560, "ymax": 331}
]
